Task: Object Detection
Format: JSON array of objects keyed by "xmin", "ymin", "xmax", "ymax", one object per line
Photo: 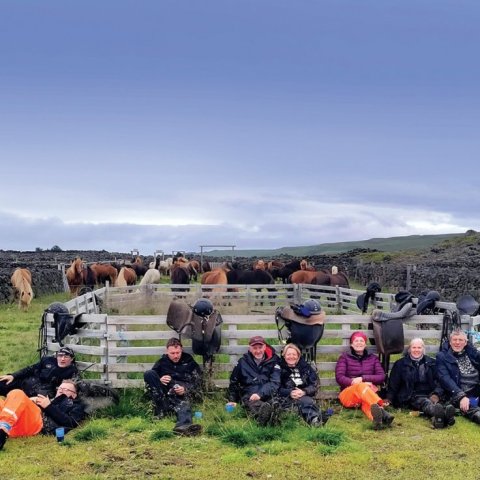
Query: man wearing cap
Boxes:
[
  {"xmin": 144, "ymin": 337, "xmax": 203, "ymax": 436},
  {"xmin": 0, "ymin": 379, "xmax": 86, "ymax": 451},
  {"xmin": 226, "ymin": 335, "xmax": 282, "ymax": 426},
  {"xmin": 0, "ymin": 347, "xmax": 79, "ymax": 399}
]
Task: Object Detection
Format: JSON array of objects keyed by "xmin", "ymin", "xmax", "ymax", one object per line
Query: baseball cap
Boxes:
[{"xmin": 249, "ymin": 336, "xmax": 266, "ymax": 346}]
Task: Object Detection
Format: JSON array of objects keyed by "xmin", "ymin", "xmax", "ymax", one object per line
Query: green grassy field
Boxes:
[{"xmin": 0, "ymin": 293, "xmax": 478, "ymax": 480}]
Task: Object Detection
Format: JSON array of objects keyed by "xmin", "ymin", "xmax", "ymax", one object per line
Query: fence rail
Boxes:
[{"xmin": 46, "ymin": 286, "xmax": 479, "ymax": 399}]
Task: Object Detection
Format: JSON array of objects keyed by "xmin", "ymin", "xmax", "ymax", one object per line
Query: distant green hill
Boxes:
[{"xmin": 203, "ymin": 233, "xmax": 465, "ymax": 258}]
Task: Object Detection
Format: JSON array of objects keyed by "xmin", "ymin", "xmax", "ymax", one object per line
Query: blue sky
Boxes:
[{"xmin": 1, "ymin": 1, "xmax": 478, "ymax": 255}]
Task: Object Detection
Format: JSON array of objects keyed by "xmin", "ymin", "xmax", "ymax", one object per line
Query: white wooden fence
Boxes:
[{"xmin": 45, "ymin": 287, "xmax": 479, "ymax": 399}]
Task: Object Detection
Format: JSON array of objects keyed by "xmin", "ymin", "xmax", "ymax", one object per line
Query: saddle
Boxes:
[
  {"xmin": 456, "ymin": 294, "xmax": 480, "ymax": 316},
  {"xmin": 370, "ymin": 302, "xmax": 415, "ymax": 357},
  {"xmin": 356, "ymin": 282, "xmax": 382, "ymax": 314},
  {"xmin": 166, "ymin": 300, "xmax": 223, "ymax": 360},
  {"xmin": 275, "ymin": 305, "xmax": 325, "ymax": 363}
]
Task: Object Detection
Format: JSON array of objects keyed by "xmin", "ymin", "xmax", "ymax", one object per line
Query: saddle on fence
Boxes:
[
  {"xmin": 275, "ymin": 299, "xmax": 325, "ymax": 363},
  {"xmin": 39, "ymin": 303, "xmax": 87, "ymax": 353},
  {"xmin": 370, "ymin": 301, "xmax": 415, "ymax": 357},
  {"xmin": 166, "ymin": 299, "xmax": 223, "ymax": 361}
]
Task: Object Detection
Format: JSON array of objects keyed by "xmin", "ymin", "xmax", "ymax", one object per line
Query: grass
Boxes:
[{"xmin": 2, "ymin": 294, "xmax": 480, "ymax": 479}]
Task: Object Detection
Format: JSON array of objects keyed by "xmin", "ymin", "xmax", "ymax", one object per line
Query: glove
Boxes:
[{"xmin": 429, "ymin": 394, "xmax": 440, "ymax": 404}]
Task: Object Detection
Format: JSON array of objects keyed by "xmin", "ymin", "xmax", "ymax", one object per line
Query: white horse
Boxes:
[{"xmin": 139, "ymin": 268, "xmax": 161, "ymax": 286}]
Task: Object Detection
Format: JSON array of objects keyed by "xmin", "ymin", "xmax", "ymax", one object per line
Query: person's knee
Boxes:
[{"xmin": 144, "ymin": 370, "xmax": 157, "ymax": 382}]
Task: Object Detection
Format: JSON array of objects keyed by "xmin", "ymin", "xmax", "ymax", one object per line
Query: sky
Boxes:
[{"xmin": 1, "ymin": 1, "xmax": 479, "ymax": 256}]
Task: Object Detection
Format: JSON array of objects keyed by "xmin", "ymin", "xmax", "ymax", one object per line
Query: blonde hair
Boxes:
[{"xmin": 282, "ymin": 343, "xmax": 302, "ymax": 358}]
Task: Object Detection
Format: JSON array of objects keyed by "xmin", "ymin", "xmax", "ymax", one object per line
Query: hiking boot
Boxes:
[
  {"xmin": 173, "ymin": 423, "xmax": 202, "ymax": 436},
  {"xmin": 381, "ymin": 408, "xmax": 395, "ymax": 427},
  {"xmin": 256, "ymin": 402, "xmax": 273, "ymax": 426},
  {"xmin": 431, "ymin": 403, "xmax": 445, "ymax": 429},
  {"xmin": 310, "ymin": 416, "xmax": 323, "ymax": 427},
  {"xmin": 269, "ymin": 401, "xmax": 281, "ymax": 426},
  {"xmin": 471, "ymin": 411, "xmax": 480, "ymax": 425},
  {"xmin": 371, "ymin": 404, "xmax": 384, "ymax": 430},
  {"xmin": 0, "ymin": 429, "xmax": 8, "ymax": 451},
  {"xmin": 444, "ymin": 404, "xmax": 456, "ymax": 427}
]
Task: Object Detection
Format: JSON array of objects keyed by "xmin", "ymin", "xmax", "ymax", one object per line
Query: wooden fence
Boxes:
[{"xmin": 45, "ymin": 286, "xmax": 480, "ymax": 399}]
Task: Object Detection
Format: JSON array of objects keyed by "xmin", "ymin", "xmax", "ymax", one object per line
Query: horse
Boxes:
[
  {"xmin": 277, "ymin": 259, "xmax": 302, "ymax": 284},
  {"xmin": 80, "ymin": 265, "xmax": 97, "ymax": 293},
  {"xmin": 253, "ymin": 259, "xmax": 266, "ymax": 270},
  {"xmin": 289, "ymin": 270, "xmax": 323, "ymax": 285},
  {"xmin": 90, "ymin": 263, "xmax": 118, "ymax": 286},
  {"xmin": 300, "ymin": 259, "xmax": 315, "ymax": 271},
  {"xmin": 170, "ymin": 264, "xmax": 192, "ymax": 296},
  {"xmin": 227, "ymin": 268, "xmax": 274, "ymax": 285},
  {"xmin": 201, "ymin": 267, "xmax": 230, "ymax": 300},
  {"xmin": 329, "ymin": 272, "xmax": 350, "ymax": 288},
  {"xmin": 66, "ymin": 257, "xmax": 84, "ymax": 296},
  {"xmin": 10, "ymin": 267, "xmax": 33, "ymax": 311},
  {"xmin": 115, "ymin": 267, "xmax": 137, "ymax": 287},
  {"xmin": 128, "ymin": 262, "xmax": 148, "ymax": 279},
  {"xmin": 138, "ymin": 268, "xmax": 161, "ymax": 286},
  {"xmin": 158, "ymin": 258, "xmax": 173, "ymax": 276}
]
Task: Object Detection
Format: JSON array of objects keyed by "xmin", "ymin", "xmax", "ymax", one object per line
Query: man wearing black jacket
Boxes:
[
  {"xmin": 144, "ymin": 338, "xmax": 203, "ymax": 436},
  {"xmin": 387, "ymin": 338, "xmax": 455, "ymax": 428},
  {"xmin": 226, "ymin": 335, "xmax": 281, "ymax": 426},
  {"xmin": 0, "ymin": 347, "xmax": 79, "ymax": 398},
  {"xmin": 0, "ymin": 379, "xmax": 86, "ymax": 450}
]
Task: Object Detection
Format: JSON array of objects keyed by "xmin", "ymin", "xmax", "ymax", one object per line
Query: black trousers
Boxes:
[{"xmin": 144, "ymin": 370, "xmax": 193, "ymax": 427}]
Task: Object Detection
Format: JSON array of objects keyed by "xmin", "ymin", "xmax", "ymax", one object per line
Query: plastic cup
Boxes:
[
  {"xmin": 225, "ymin": 404, "xmax": 235, "ymax": 413},
  {"xmin": 470, "ymin": 397, "xmax": 479, "ymax": 408},
  {"xmin": 55, "ymin": 427, "xmax": 65, "ymax": 442},
  {"xmin": 194, "ymin": 411, "xmax": 203, "ymax": 420}
]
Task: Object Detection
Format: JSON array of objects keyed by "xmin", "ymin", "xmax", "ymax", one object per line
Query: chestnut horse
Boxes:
[
  {"xmin": 66, "ymin": 257, "xmax": 84, "ymax": 296},
  {"xmin": 115, "ymin": 267, "xmax": 137, "ymax": 287},
  {"xmin": 11, "ymin": 267, "xmax": 33, "ymax": 310},
  {"xmin": 90, "ymin": 263, "xmax": 118, "ymax": 286}
]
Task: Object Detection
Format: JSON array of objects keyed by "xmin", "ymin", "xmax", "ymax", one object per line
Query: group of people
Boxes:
[
  {"xmin": 3, "ymin": 319, "xmax": 480, "ymax": 450},
  {"xmin": 336, "ymin": 329, "xmax": 480, "ymax": 430}
]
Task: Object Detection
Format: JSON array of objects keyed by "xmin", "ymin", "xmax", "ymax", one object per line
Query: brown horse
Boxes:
[
  {"xmin": 329, "ymin": 272, "xmax": 350, "ymax": 287},
  {"xmin": 115, "ymin": 267, "xmax": 137, "ymax": 287},
  {"xmin": 253, "ymin": 259, "xmax": 266, "ymax": 270},
  {"xmin": 289, "ymin": 270, "xmax": 331, "ymax": 285},
  {"xmin": 201, "ymin": 267, "xmax": 230, "ymax": 300},
  {"xmin": 11, "ymin": 267, "xmax": 33, "ymax": 310},
  {"xmin": 66, "ymin": 257, "xmax": 84, "ymax": 296},
  {"xmin": 90, "ymin": 263, "xmax": 118, "ymax": 286}
]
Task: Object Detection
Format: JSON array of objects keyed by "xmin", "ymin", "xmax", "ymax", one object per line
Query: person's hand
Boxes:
[
  {"xmin": 173, "ymin": 385, "xmax": 185, "ymax": 396},
  {"xmin": 460, "ymin": 396, "xmax": 470, "ymax": 412},
  {"xmin": 0, "ymin": 374, "xmax": 14, "ymax": 384},
  {"xmin": 36, "ymin": 394, "xmax": 51, "ymax": 408},
  {"xmin": 290, "ymin": 388, "xmax": 305, "ymax": 400},
  {"xmin": 351, "ymin": 377, "xmax": 363, "ymax": 385},
  {"xmin": 160, "ymin": 375, "xmax": 172, "ymax": 385},
  {"xmin": 249, "ymin": 393, "xmax": 261, "ymax": 402},
  {"xmin": 382, "ymin": 400, "xmax": 390, "ymax": 407},
  {"xmin": 429, "ymin": 394, "xmax": 440, "ymax": 404}
]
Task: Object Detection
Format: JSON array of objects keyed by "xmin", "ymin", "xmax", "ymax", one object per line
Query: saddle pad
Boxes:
[
  {"xmin": 278, "ymin": 306, "xmax": 325, "ymax": 326},
  {"xmin": 166, "ymin": 300, "xmax": 193, "ymax": 335}
]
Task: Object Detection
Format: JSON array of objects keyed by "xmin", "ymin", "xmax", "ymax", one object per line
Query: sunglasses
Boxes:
[{"xmin": 57, "ymin": 385, "xmax": 76, "ymax": 394}]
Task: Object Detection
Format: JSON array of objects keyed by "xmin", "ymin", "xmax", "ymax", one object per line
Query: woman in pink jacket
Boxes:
[{"xmin": 335, "ymin": 331, "xmax": 394, "ymax": 430}]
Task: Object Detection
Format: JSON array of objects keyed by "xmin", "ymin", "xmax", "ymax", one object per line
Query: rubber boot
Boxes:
[
  {"xmin": 423, "ymin": 400, "xmax": 445, "ymax": 429},
  {"xmin": 444, "ymin": 405, "xmax": 456, "ymax": 427}
]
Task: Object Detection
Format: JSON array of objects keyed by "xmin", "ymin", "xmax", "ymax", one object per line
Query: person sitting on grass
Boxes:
[
  {"xmin": 278, "ymin": 343, "xmax": 327, "ymax": 426},
  {"xmin": 387, "ymin": 338, "xmax": 455, "ymax": 429},
  {"xmin": 436, "ymin": 329, "xmax": 480, "ymax": 424},
  {"xmin": 144, "ymin": 337, "xmax": 203, "ymax": 436},
  {"xmin": 0, "ymin": 347, "xmax": 79, "ymax": 399},
  {"xmin": 335, "ymin": 331, "xmax": 394, "ymax": 430},
  {"xmin": 0, "ymin": 379, "xmax": 86, "ymax": 451},
  {"xmin": 226, "ymin": 335, "xmax": 281, "ymax": 426}
]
